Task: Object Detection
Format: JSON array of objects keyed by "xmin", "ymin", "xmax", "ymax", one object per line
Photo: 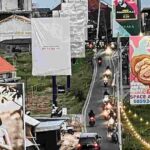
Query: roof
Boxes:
[
  {"xmin": 0, "ymin": 57, "xmax": 16, "ymax": 74},
  {"xmin": 0, "ymin": 15, "xmax": 30, "ymax": 24},
  {"xmin": 35, "ymin": 120, "xmax": 64, "ymax": 132},
  {"xmin": 80, "ymin": 133, "xmax": 98, "ymax": 138},
  {"xmin": 141, "ymin": 8, "xmax": 150, "ymax": 13},
  {"xmin": 1, "ymin": 38, "xmax": 31, "ymax": 45},
  {"xmin": 25, "ymin": 114, "xmax": 40, "ymax": 126}
]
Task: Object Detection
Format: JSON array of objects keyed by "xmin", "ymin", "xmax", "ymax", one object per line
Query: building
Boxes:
[
  {"xmin": 88, "ymin": 0, "xmax": 112, "ymax": 41},
  {"xmin": 0, "ymin": 0, "xmax": 32, "ymax": 20},
  {"xmin": 0, "ymin": 15, "xmax": 31, "ymax": 52},
  {"xmin": 141, "ymin": 7, "xmax": 150, "ymax": 34},
  {"xmin": 0, "ymin": 56, "xmax": 21, "ymax": 83}
]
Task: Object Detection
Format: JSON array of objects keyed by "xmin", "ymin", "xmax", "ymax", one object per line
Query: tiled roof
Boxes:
[{"xmin": 0, "ymin": 57, "xmax": 16, "ymax": 74}]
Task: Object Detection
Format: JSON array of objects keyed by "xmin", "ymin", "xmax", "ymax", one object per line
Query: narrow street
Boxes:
[{"xmin": 85, "ymin": 54, "xmax": 119, "ymax": 150}]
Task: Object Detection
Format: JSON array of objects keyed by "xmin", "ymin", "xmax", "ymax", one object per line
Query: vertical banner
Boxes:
[
  {"xmin": 0, "ymin": 83, "xmax": 25, "ymax": 150},
  {"xmin": 31, "ymin": 18, "xmax": 71, "ymax": 76},
  {"xmin": 60, "ymin": 0, "xmax": 88, "ymax": 58},
  {"xmin": 112, "ymin": 0, "xmax": 140, "ymax": 37},
  {"xmin": 130, "ymin": 36, "xmax": 150, "ymax": 105}
]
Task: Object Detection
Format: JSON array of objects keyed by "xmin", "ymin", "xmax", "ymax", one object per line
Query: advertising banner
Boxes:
[
  {"xmin": 112, "ymin": 0, "xmax": 140, "ymax": 37},
  {"xmin": 0, "ymin": 83, "xmax": 25, "ymax": 150},
  {"xmin": 60, "ymin": 1, "xmax": 88, "ymax": 58},
  {"xmin": 31, "ymin": 18, "xmax": 71, "ymax": 76},
  {"xmin": 130, "ymin": 36, "xmax": 150, "ymax": 105}
]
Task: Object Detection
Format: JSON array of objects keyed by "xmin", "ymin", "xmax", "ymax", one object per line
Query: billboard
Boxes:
[
  {"xmin": 0, "ymin": 83, "xmax": 25, "ymax": 149},
  {"xmin": 130, "ymin": 36, "xmax": 150, "ymax": 105},
  {"xmin": 31, "ymin": 18, "xmax": 71, "ymax": 76},
  {"xmin": 60, "ymin": 1, "xmax": 88, "ymax": 58},
  {"xmin": 112, "ymin": 0, "xmax": 140, "ymax": 37}
]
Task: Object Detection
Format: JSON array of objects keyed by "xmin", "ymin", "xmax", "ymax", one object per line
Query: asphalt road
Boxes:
[{"xmin": 86, "ymin": 55, "xmax": 119, "ymax": 150}]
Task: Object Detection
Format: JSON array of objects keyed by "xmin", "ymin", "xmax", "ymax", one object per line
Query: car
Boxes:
[{"xmin": 76, "ymin": 133, "xmax": 101, "ymax": 150}]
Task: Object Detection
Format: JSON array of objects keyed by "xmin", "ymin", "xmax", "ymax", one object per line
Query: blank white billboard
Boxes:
[{"xmin": 31, "ymin": 18, "xmax": 71, "ymax": 76}]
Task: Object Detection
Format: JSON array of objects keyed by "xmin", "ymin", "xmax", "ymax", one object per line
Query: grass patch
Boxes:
[
  {"xmin": 122, "ymin": 96, "xmax": 150, "ymax": 149},
  {"xmin": 6, "ymin": 50, "xmax": 94, "ymax": 114}
]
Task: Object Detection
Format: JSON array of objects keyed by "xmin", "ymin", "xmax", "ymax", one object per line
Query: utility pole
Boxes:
[
  {"xmin": 96, "ymin": 0, "xmax": 101, "ymax": 41},
  {"xmin": 117, "ymin": 33, "xmax": 122, "ymax": 150}
]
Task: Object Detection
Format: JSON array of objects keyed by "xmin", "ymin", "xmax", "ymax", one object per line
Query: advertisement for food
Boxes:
[{"xmin": 130, "ymin": 36, "xmax": 150, "ymax": 104}]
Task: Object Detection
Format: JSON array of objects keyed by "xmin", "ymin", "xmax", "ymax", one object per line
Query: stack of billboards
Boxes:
[
  {"xmin": 53, "ymin": 0, "xmax": 88, "ymax": 58},
  {"xmin": 112, "ymin": 0, "xmax": 150, "ymax": 105}
]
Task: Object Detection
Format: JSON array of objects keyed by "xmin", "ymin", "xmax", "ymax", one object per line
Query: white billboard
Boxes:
[
  {"xmin": 60, "ymin": 1, "xmax": 88, "ymax": 58},
  {"xmin": 31, "ymin": 18, "xmax": 71, "ymax": 76}
]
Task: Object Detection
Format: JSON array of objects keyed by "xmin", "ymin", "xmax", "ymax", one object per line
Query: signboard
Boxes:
[
  {"xmin": 31, "ymin": 18, "xmax": 71, "ymax": 76},
  {"xmin": 113, "ymin": 0, "xmax": 140, "ymax": 37},
  {"xmin": 0, "ymin": 83, "xmax": 25, "ymax": 149},
  {"xmin": 130, "ymin": 36, "xmax": 150, "ymax": 104},
  {"xmin": 60, "ymin": 1, "xmax": 88, "ymax": 58}
]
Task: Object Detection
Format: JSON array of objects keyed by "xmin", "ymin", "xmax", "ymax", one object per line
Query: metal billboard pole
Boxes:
[
  {"xmin": 96, "ymin": 0, "xmax": 101, "ymax": 41},
  {"xmin": 117, "ymin": 33, "xmax": 122, "ymax": 150}
]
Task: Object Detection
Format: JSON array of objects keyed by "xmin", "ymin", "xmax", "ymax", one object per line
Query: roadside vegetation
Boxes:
[
  {"xmin": 5, "ymin": 49, "xmax": 94, "ymax": 114},
  {"xmin": 122, "ymin": 95, "xmax": 150, "ymax": 149}
]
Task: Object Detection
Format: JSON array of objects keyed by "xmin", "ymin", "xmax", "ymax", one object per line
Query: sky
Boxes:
[{"xmin": 32, "ymin": 0, "xmax": 150, "ymax": 10}]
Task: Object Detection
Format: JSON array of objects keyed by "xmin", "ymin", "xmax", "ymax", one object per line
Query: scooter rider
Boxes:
[{"xmin": 88, "ymin": 110, "xmax": 95, "ymax": 118}]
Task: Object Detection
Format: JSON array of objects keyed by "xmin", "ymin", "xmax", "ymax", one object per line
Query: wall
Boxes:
[
  {"xmin": 1, "ymin": 0, "xmax": 18, "ymax": 11},
  {"xmin": 36, "ymin": 130, "xmax": 61, "ymax": 150},
  {"xmin": 24, "ymin": 0, "xmax": 32, "ymax": 11}
]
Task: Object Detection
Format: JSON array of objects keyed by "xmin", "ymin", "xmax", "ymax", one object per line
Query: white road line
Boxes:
[{"xmin": 82, "ymin": 59, "xmax": 97, "ymax": 132}]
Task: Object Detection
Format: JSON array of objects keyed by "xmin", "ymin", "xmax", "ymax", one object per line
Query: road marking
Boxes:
[{"xmin": 82, "ymin": 59, "xmax": 97, "ymax": 132}]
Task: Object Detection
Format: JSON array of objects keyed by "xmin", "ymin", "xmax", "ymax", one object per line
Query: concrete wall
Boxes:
[
  {"xmin": 1, "ymin": 0, "xmax": 18, "ymax": 11},
  {"xmin": 24, "ymin": 0, "xmax": 32, "ymax": 11},
  {"xmin": 36, "ymin": 130, "xmax": 61, "ymax": 150}
]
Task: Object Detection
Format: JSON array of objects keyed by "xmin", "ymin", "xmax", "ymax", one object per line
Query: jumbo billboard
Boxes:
[
  {"xmin": 31, "ymin": 18, "xmax": 71, "ymax": 76},
  {"xmin": 113, "ymin": 0, "xmax": 140, "ymax": 37},
  {"xmin": 130, "ymin": 36, "xmax": 150, "ymax": 105},
  {"xmin": 0, "ymin": 83, "xmax": 25, "ymax": 149}
]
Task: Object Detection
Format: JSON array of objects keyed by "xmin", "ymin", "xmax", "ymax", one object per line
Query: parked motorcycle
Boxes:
[
  {"xmin": 51, "ymin": 106, "xmax": 62, "ymax": 117},
  {"xmin": 61, "ymin": 126, "xmax": 74, "ymax": 136},
  {"xmin": 89, "ymin": 117, "xmax": 96, "ymax": 127}
]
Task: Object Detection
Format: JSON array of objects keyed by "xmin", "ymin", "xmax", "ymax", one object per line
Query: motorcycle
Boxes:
[
  {"xmin": 61, "ymin": 126, "xmax": 74, "ymax": 136},
  {"xmin": 97, "ymin": 57, "xmax": 102, "ymax": 66},
  {"xmin": 51, "ymin": 107, "xmax": 62, "ymax": 117},
  {"xmin": 104, "ymin": 80, "xmax": 108, "ymax": 87},
  {"xmin": 111, "ymin": 131, "xmax": 118, "ymax": 144},
  {"xmin": 89, "ymin": 117, "xmax": 96, "ymax": 127}
]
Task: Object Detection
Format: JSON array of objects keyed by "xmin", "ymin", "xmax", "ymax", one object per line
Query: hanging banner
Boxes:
[
  {"xmin": 31, "ymin": 18, "xmax": 71, "ymax": 76},
  {"xmin": 0, "ymin": 83, "xmax": 25, "ymax": 150},
  {"xmin": 112, "ymin": 0, "xmax": 140, "ymax": 37},
  {"xmin": 130, "ymin": 36, "xmax": 150, "ymax": 105},
  {"xmin": 60, "ymin": 1, "xmax": 88, "ymax": 58}
]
